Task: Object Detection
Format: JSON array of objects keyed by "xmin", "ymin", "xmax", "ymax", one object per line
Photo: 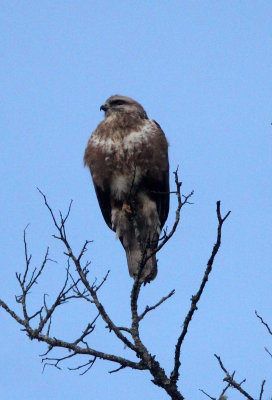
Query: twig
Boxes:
[
  {"xmin": 35, "ymin": 332, "xmax": 146, "ymax": 371},
  {"xmin": 199, "ymin": 371, "xmax": 235, "ymax": 400},
  {"xmin": 264, "ymin": 347, "xmax": 272, "ymax": 358},
  {"xmin": 93, "ymin": 270, "xmax": 110, "ymax": 292},
  {"xmin": 109, "ymin": 365, "xmax": 126, "ymax": 374},
  {"xmin": 77, "ymin": 240, "xmax": 93, "ymax": 262},
  {"xmin": 199, "ymin": 388, "xmax": 216, "ymax": 400},
  {"xmin": 259, "ymin": 380, "xmax": 265, "ymax": 400},
  {"xmin": 42, "ymin": 351, "xmax": 77, "ymax": 372},
  {"xmin": 73, "ymin": 313, "xmax": 100, "ymax": 345},
  {"xmin": 255, "ymin": 310, "xmax": 272, "ymax": 335},
  {"xmin": 139, "ymin": 289, "xmax": 175, "ymax": 321},
  {"xmin": 148, "ymin": 169, "xmax": 194, "ymax": 260},
  {"xmin": 219, "ymin": 372, "xmax": 235, "ymax": 399},
  {"xmin": 214, "ymin": 354, "xmax": 254, "ymax": 400},
  {"xmin": 68, "ymin": 357, "xmax": 97, "ymax": 375}
]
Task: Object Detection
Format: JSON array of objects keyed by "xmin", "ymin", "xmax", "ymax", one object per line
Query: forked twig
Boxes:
[{"xmin": 214, "ymin": 354, "xmax": 254, "ymax": 400}]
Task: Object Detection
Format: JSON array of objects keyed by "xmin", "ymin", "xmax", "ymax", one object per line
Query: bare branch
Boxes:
[
  {"xmin": 77, "ymin": 240, "xmax": 93, "ymax": 262},
  {"xmin": 93, "ymin": 270, "xmax": 110, "ymax": 292},
  {"xmin": 75, "ymin": 264, "xmax": 137, "ymax": 352},
  {"xmin": 42, "ymin": 351, "xmax": 77, "ymax": 372},
  {"xmin": 22, "ymin": 224, "xmax": 32, "ymax": 285},
  {"xmin": 26, "ymin": 247, "xmax": 54, "ymax": 292},
  {"xmin": 67, "ymin": 268, "xmax": 93, "ymax": 304},
  {"xmin": 200, "ymin": 371, "xmax": 235, "ymax": 400},
  {"xmin": 255, "ymin": 310, "xmax": 272, "ymax": 335},
  {"xmin": 148, "ymin": 168, "xmax": 194, "ymax": 260},
  {"xmin": 199, "ymin": 389, "xmax": 216, "ymax": 400},
  {"xmin": 36, "ymin": 266, "xmax": 74, "ymax": 334},
  {"xmin": 0, "ymin": 299, "xmax": 28, "ymax": 328},
  {"xmin": 36, "ymin": 331, "xmax": 147, "ymax": 371},
  {"xmin": 259, "ymin": 380, "xmax": 265, "ymax": 400},
  {"xmin": 1, "ymin": 195, "xmax": 147, "ymax": 374},
  {"xmin": 40, "ymin": 345, "xmax": 53, "ymax": 357},
  {"xmin": 264, "ymin": 347, "xmax": 272, "ymax": 358},
  {"xmin": 214, "ymin": 354, "xmax": 254, "ymax": 400},
  {"xmin": 219, "ymin": 372, "xmax": 235, "ymax": 399},
  {"xmin": 130, "ymin": 260, "xmax": 184, "ymax": 399},
  {"xmin": 139, "ymin": 289, "xmax": 175, "ymax": 321},
  {"xmin": 109, "ymin": 365, "xmax": 126, "ymax": 374},
  {"xmin": 59, "ymin": 199, "xmax": 73, "ymax": 229},
  {"xmin": 29, "ymin": 307, "xmax": 43, "ymax": 321},
  {"xmin": 37, "ymin": 188, "xmax": 61, "ymax": 232},
  {"xmin": 68, "ymin": 357, "xmax": 97, "ymax": 375},
  {"xmin": 73, "ymin": 313, "xmax": 100, "ymax": 345},
  {"xmin": 171, "ymin": 201, "xmax": 231, "ymax": 384}
]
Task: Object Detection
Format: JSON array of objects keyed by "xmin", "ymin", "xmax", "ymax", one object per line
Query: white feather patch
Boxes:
[
  {"xmin": 123, "ymin": 123, "xmax": 154, "ymax": 150},
  {"xmin": 110, "ymin": 167, "xmax": 142, "ymax": 200},
  {"xmin": 138, "ymin": 192, "xmax": 161, "ymax": 234},
  {"xmin": 90, "ymin": 120, "xmax": 156, "ymax": 154}
]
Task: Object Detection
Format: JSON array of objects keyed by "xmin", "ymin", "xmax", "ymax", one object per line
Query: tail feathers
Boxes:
[{"xmin": 125, "ymin": 241, "xmax": 157, "ymax": 283}]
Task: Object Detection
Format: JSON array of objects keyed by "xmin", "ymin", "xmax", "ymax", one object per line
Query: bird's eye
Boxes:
[{"xmin": 111, "ymin": 100, "xmax": 126, "ymax": 106}]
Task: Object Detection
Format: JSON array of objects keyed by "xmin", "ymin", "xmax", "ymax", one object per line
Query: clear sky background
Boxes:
[{"xmin": 0, "ymin": 2, "xmax": 271, "ymax": 399}]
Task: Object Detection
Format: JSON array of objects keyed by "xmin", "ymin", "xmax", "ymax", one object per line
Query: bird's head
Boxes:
[{"xmin": 100, "ymin": 95, "xmax": 147, "ymax": 118}]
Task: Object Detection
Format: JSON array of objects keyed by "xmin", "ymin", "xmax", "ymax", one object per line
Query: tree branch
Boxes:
[
  {"xmin": 148, "ymin": 168, "xmax": 194, "ymax": 260},
  {"xmin": 139, "ymin": 289, "xmax": 175, "ymax": 321},
  {"xmin": 214, "ymin": 354, "xmax": 254, "ymax": 400},
  {"xmin": 255, "ymin": 310, "xmax": 272, "ymax": 336},
  {"xmin": 259, "ymin": 380, "xmax": 265, "ymax": 400},
  {"xmin": 171, "ymin": 201, "xmax": 231, "ymax": 383}
]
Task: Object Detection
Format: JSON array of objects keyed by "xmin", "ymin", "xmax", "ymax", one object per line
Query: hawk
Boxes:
[{"xmin": 84, "ymin": 95, "xmax": 169, "ymax": 283}]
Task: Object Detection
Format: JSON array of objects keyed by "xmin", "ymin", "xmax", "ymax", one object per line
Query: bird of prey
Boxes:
[{"xmin": 84, "ymin": 95, "xmax": 169, "ymax": 283}]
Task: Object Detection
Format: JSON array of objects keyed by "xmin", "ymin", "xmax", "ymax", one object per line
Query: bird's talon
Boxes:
[{"xmin": 122, "ymin": 203, "xmax": 133, "ymax": 215}]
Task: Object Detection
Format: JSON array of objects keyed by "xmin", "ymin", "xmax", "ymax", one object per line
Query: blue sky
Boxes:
[{"xmin": 0, "ymin": 1, "xmax": 271, "ymax": 399}]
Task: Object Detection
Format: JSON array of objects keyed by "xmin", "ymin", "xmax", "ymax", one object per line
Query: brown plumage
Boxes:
[{"xmin": 84, "ymin": 95, "xmax": 169, "ymax": 283}]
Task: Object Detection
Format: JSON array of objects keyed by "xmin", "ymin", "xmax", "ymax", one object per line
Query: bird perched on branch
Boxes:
[{"xmin": 84, "ymin": 95, "xmax": 169, "ymax": 283}]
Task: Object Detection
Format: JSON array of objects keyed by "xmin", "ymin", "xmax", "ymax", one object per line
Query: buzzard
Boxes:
[{"xmin": 84, "ymin": 95, "xmax": 169, "ymax": 283}]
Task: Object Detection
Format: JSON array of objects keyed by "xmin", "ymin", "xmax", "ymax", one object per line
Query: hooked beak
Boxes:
[{"xmin": 100, "ymin": 103, "xmax": 109, "ymax": 112}]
